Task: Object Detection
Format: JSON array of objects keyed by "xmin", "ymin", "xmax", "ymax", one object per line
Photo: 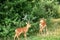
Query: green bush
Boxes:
[{"xmin": 0, "ymin": 0, "xmax": 60, "ymax": 37}]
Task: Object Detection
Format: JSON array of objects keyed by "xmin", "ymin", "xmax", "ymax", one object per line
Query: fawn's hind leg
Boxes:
[
  {"xmin": 14, "ymin": 33, "xmax": 21, "ymax": 40},
  {"xmin": 14, "ymin": 34, "xmax": 17, "ymax": 40}
]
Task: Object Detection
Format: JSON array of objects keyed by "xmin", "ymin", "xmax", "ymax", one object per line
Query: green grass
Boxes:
[
  {"xmin": 20, "ymin": 35, "xmax": 60, "ymax": 40},
  {"xmin": 0, "ymin": 34, "xmax": 60, "ymax": 40}
]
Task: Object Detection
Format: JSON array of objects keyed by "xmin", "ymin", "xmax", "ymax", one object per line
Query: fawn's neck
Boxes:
[{"xmin": 26, "ymin": 25, "xmax": 30, "ymax": 30}]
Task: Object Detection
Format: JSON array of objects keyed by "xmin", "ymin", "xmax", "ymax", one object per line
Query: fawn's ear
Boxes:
[{"xmin": 26, "ymin": 22, "xmax": 27, "ymax": 24}]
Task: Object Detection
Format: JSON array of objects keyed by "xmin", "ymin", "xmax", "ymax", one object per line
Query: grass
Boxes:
[
  {"xmin": 0, "ymin": 18, "xmax": 60, "ymax": 40},
  {"xmin": 19, "ymin": 34, "xmax": 60, "ymax": 40},
  {"xmin": 1, "ymin": 27, "xmax": 60, "ymax": 40},
  {"xmin": 0, "ymin": 33, "xmax": 60, "ymax": 40}
]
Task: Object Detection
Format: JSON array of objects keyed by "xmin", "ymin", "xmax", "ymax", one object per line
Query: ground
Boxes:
[{"xmin": 1, "ymin": 19, "xmax": 60, "ymax": 40}]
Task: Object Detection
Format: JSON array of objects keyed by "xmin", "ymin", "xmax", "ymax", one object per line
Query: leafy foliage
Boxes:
[{"xmin": 0, "ymin": 0, "xmax": 60, "ymax": 37}]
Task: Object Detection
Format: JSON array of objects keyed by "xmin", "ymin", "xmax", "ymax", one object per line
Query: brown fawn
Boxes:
[
  {"xmin": 39, "ymin": 18, "xmax": 47, "ymax": 34},
  {"xmin": 14, "ymin": 21, "xmax": 31, "ymax": 40}
]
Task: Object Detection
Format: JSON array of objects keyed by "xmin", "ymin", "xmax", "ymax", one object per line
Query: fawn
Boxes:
[
  {"xmin": 14, "ymin": 21, "xmax": 31, "ymax": 40},
  {"xmin": 39, "ymin": 18, "xmax": 47, "ymax": 34}
]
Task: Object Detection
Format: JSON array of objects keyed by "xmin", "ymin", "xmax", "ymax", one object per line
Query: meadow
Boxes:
[
  {"xmin": 0, "ymin": 18, "xmax": 60, "ymax": 40},
  {"xmin": 0, "ymin": 0, "xmax": 60, "ymax": 40}
]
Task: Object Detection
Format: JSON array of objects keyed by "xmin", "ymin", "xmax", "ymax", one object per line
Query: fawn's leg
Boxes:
[
  {"xmin": 39, "ymin": 26, "xmax": 43, "ymax": 34},
  {"xmin": 43, "ymin": 25, "xmax": 47, "ymax": 34},
  {"xmin": 14, "ymin": 32, "xmax": 21, "ymax": 40},
  {"xmin": 45, "ymin": 26, "xmax": 48, "ymax": 34},
  {"xmin": 40, "ymin": 28, "xmax": 43, "ymax": 34},
  {"xmin": 14, "ymin": 34, "xmax": 17, "ymax": 40},
  {"xmin": 17, "ymin": 33, "xmax": 21, "ymax": 40},
  {"xmin": 17, "ymin": 35, "xmax": 19, "ymax": 40},
  {"xmin": 42, "ymin": 26, "xmax": 48, "ymax": 35},
  {"xmin": 24, "ymin": 33, "xmax": 27, "ymax": 40}
]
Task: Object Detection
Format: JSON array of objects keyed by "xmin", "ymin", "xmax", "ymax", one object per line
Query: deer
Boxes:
[
  {"xmin": 14, "ymin": 21, "xmax": 31, "ymax": 40},
  {"xmin": 39, "ymin": 18, "xmax": 47, "ymax": 34}
]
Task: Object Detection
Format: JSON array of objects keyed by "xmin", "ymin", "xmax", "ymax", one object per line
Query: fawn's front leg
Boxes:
[
  {"xmin": 45, "ymin": 26, "xmax": 48, "ymax": 34},
  {"xmin": 39, "ymin": 26, "xmax": 43, "ymax": 34},
  {"xmin": 39, "ymin": 28, "xmax": 43, "ymax": 34},
  {"xmin": 24, "ymin": 33, "xmax": 27, "ymax": 40}
]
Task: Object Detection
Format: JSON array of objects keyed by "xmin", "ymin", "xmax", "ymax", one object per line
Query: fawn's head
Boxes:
[
  {"xmin": 26, "ymin": 21, "xmax": 31, "ymax": 28},
  {"xmin": 40, "ymin": 18, "xmax": 45, "ymax": 23}
]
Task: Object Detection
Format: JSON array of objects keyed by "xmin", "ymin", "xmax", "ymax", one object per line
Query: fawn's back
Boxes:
[
  {"xmin": 15, "ymin": 22, "xmax": 31, "ymax": 34},
  {"xmin": 15, "ymin": 27, "xmax": 28, "ymax": 34}
]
